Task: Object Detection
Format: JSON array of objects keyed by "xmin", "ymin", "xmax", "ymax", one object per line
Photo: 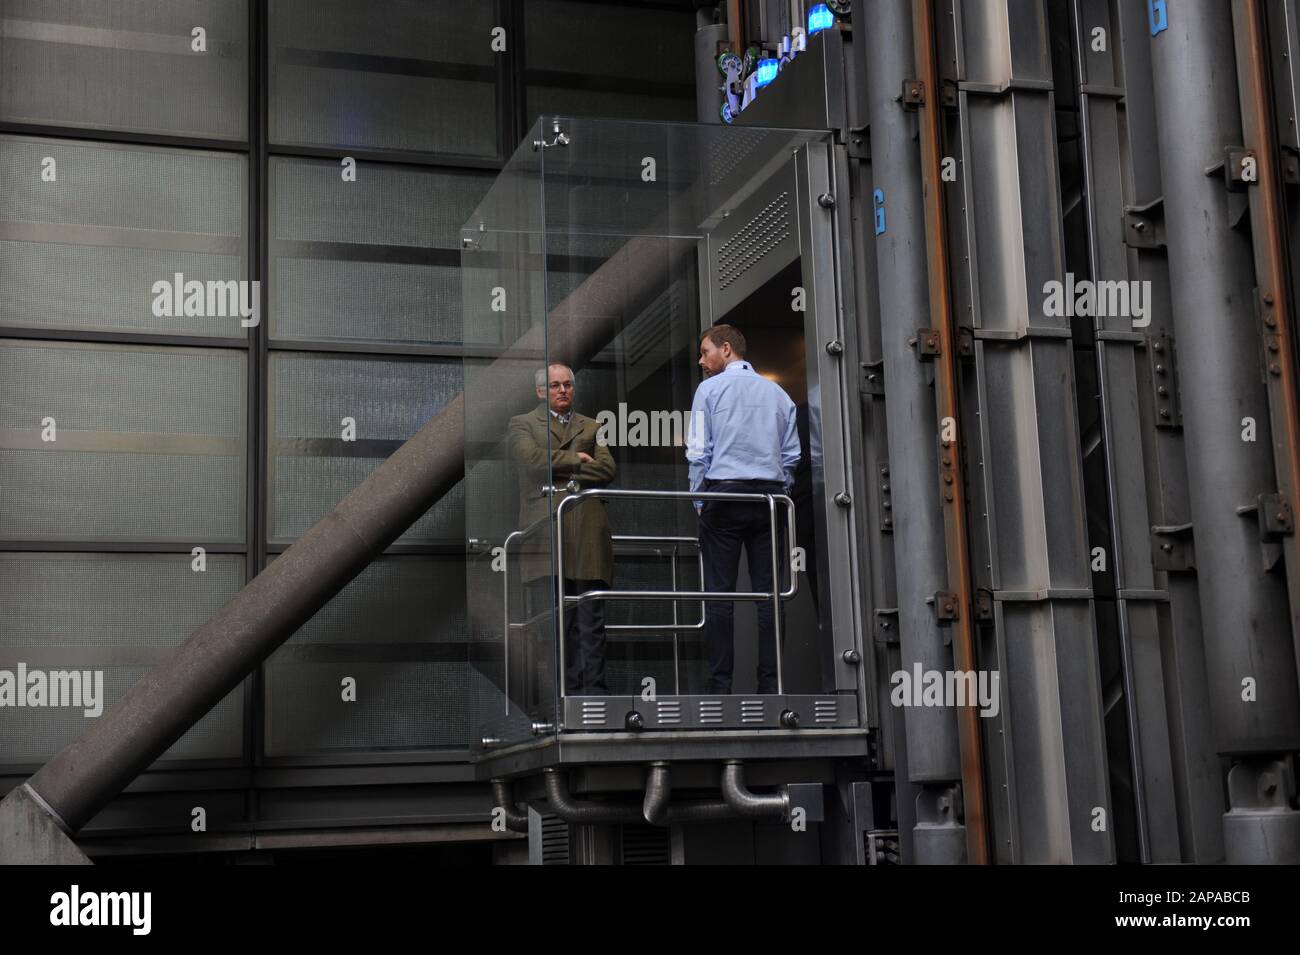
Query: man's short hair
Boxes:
[
  {"xmin": 701, "ymin": 324, "xmax": 747, "ymax": 358},
  {"xmin": 535, "ymin": 363, "xmax": 574, "ymax": 390}
]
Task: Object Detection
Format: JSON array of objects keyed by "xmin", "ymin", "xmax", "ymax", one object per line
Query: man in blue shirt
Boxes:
[{"xmin": 686, "ymin": 324, "xmax": 800, "ymax": 694}]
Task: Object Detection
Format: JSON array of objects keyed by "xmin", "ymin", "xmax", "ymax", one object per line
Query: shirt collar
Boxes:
[
  {"xmin": 550, "ymin": 409, "xmax": 571, "ymax": 424},
  {"xmin": 723, "ymin": 360, "xmax": 754, "ymax": 374}
]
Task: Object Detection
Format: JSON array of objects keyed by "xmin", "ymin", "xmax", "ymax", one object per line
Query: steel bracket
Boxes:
[
  {"xmin": 901, "ymin": 79, "xmax": 925, "ymax": 109},
  {"xmin": 974, "ymin": 587, "xmax": 994, "ymax": 624},
  {"xmin": 846, "ymin": 124, "xmax": 870, "ymax": 160},
  {"xmin": 874, "ymin": 607, "xmax": 900, "ymax": 644},
  {"xmin": 933, "ymin": 590, "xmax": 959, "ymax": 622},
  {"xmin": 1256, "ymin": 493, "xmax": 1295, "ymax": 539},
  {"xmin": 911, "ymin": 328, "xmax": 941, "ymax": 360},
  {"xmin": 1224, "ymin": 146, "xmax": 1258, "ymax": 191},
  {"xmin": 860, "ymin": 359, "xmax": 885, "ymax": 396},
  {"xmin": 1122, "ymin": 197, "xmax": 1165, "ymax": 250},
  {"xmin": 1151, "ymin": 522, "xmax": 1195, "ymax": 572}
]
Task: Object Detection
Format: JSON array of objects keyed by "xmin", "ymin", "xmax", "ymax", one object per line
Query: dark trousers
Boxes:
[
  {"xmin": 526, "ymin": 577, "xmax": 608, "ymax": 695},
  {"xmin": 698, "ymin": 479, "xmax": 786, "ymax": 694}
]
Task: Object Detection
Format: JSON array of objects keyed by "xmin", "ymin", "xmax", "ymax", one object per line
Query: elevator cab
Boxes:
[{"xmin": 460, "ymin": 116, "xmax": 871, "ymax": 800}]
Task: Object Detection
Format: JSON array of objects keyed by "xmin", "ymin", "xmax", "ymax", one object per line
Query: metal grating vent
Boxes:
[
  {"xmin": 813, "ymin": 698, "xmax": 839, "ymax": 723},
  {"xmin": 621, "ymin": 824, "xmax": 671, "ymax": 865},
  {"xmin": 656, "ymin": 700, "xmax": 681, "ymax": 725},
  {"xmin": 581, "ymin": 700, "xmax": 608, "ymax": 726},
  {"xmin": 541, "ymin": 814, "xmax": 570, "ymax": 865},
  {"xmin": 716, "ymin": 192, "xmax": 790, "ymax": 290},
  {"xmin": 698, "ymin": 699, "xmax": 724, "ymax": 724},
  {"xmin": 740, "ymin": 699, "xmax": 765, "ymax": 723}
]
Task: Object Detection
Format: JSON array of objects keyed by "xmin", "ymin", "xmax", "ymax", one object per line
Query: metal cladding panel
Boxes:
[{"xmin": 707, "ymin": 159, "xmax": 800, "ymax": 318}]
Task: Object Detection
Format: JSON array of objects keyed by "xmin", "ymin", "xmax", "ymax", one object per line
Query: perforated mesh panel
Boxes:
[
  {"xmin": 0, "ymin": 0, "xmax": 247, "ymax": 139},
  {"xmin": 269, "ymin": 0, "xmax": 497, "ymax": 155},
  {"xmin": 269, "ymin": 352, "xmax": 463, "ymax": 542},
  {"xmin": 273, "ymin": 157, "xmax": 486, "ymax": 247},
  {"xmin": 0, "ymin": 552, "xmax": 244, "ymax": 647},
  {"xmin": 0, "ymin": 242, "xmax": 245, "ymax": 337},
  {"xmin": 264, "ymin": 662, "xmax": 471, "ymax": 755},
  {"xmin": 0, "ymin": 341, "xmax": 246, "ymax": 542},
  {"xmin": 0, "ymin": 552, "xmax": 246, "ymax": 766},
  {"xmin": 264, "ymin": 555, "xmax": 469, "ymax": 755},
  {"xmin": 0, "ymin": 666, "xmax": 243, "ymax": 764},
  {"xmin": 0, "ymin": 136, "xmax": 244, "ymax": 235},
  {"xmin": 274, "ymin": 258, "xmax": 465, "ymax": 344}
]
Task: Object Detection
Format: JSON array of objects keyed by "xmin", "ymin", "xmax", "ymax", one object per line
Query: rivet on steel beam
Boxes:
[
  {"xmin": 826, "ymin": 340, "xmax": 844, "ymax": 355},
  {"xmin": 818, "ymin": 193, "xmax": 835, "ymax": 208}
]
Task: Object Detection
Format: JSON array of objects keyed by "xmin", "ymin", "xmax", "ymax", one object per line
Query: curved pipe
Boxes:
[
  {"xmin": 721, "ymin": 761, "xmax": 788, "ymax": 821},
  {"xmin": 643, "ymin": 763, "xmax": 672, "ymax": 825},
  {"xmin": 544, "ymin": 769, "xmax": 644, "ymax": 825},
  {"xmin": 490, "ymin": 779, "xmax": 529, "ymax": 833}
]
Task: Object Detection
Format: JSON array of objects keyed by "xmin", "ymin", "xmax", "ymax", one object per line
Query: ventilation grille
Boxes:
[
  {"xmin": 740, "ymin": 699, "xmax": 765, "ymax": 723},
  {"xmin": 540, "ymin": 814, "xmax": 570, "ymax": 865},
  {"xmin": 580, "ymin": 699, "xmax": 608, "ymax": 726},
  {"xmin": 716, "ymin": 192, "xmax": 790, "ymax": 290},
  {"xmin": 813, "ymin": 698, "xmax": 839, "ymax": 723},
  {"xmin": 698, "ymin": 699, "xmax": 724, "ymax": 724},
  {"xmin": 656, "ymin": 700, "xmax": 681, "ymax": 725},
  {"xmin": 621, "ymin": 824, "xmax": 671, "ymax": 865}
]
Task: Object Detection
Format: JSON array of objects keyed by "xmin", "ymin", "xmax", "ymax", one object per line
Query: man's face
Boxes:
[
  {"xmin": 698, "ymin": 335, "xmax": 730, "ymax": 377},
  {"xmin": 537, "ymin": 364, "xmax": 575, "ymax": 415}
]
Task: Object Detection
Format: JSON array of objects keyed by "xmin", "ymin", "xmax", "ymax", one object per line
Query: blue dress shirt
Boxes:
[{"xmin": 686, "ymin": 360, "xmax": 801, "ymax": 491}]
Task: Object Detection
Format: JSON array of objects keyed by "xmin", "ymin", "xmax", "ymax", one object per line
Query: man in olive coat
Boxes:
[{"xmin": 508, "ymin": 363, "xmax": 616, "ymax": 695}]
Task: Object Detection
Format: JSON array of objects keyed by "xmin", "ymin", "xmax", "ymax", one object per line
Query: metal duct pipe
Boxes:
[
  {"xmin": 1234, "ymin": 0, "xmax": 1300, "ymax": 696},
  {"xmin": 643, "ymin": 762, "xmax": 672, "ymax": 825},
  {"xmin": 491, "ymin": 779, "xmax": 530, "ymax": 833},
  {"xmin": 720, "ymin": 761, "xmax": 789, "ymax": 820},
  {"xmin": 1148, "ymin": 0, "xmax": 1300, "ymax": 863},
  {"xmin": 642, "ymin": 764, "xmax": 751, "ymax": 825},
  {"xmin": 543, "ymin": 770, "xmax": 646, "ymax": 825},
  {"xmin": 3, "ymin": 232, "xmax": 694, "ymax": 843},
  {"xmin": 909, "ymin": 0, "xmax": 988, "ymax": 865},
  {"xmin": 861, "ymin": 0, "xmax": 965, "ymax": 862},
  {"xmin": 1147, "ymin": 1, "xmax": 1300, "ymax": 755}
]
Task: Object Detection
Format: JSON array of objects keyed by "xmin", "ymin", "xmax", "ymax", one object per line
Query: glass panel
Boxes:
[
  {"xmin": 269, "ymin": 156, "xmax": 491, "ymax": 345},
  {"xmin": 0, "ymin": 340, "xmax": 246, "ymax": 542},
  {"xmin": 0, "ymin": 552, "xmax": 245, "ymax": 766},
  {"xmin": 270, "ymin": 0, "xmax": 498, "ymax": 156},
  {"xmin": 463, "ymin": 120, "xmax": 552, "ymax": 750},
  {"xmin": 263, "ymin": 555, "xmax": 470, "ymax": 757},
  {"xmin": 0, "ymin": 0, "xmax": 247, "ymax": 140},
  {"xmin": 464, "ymin": 117, "xmax": 838, "ymax": 754},
  {"xmin": 542, "ymin": 118, "xmax": 826, "ymax": 703},
  {"xmin": 0, "ymin": 135, "xmax": 247, "ymax": 337},
  {"xmin": 268, "ymin": 352, "xmax": 463, "ymax": 544}
]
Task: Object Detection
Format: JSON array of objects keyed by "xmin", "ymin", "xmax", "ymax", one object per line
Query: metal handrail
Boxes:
[
  {"xmin": 556, "ymin": 488, "xmax": 798, "ymax": 695},
  {"xmin": 499, "ymin": 527, "xmax": 705, "ymax": 698}
]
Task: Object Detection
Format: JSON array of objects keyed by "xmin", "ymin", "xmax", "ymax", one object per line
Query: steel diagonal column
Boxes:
[
  {"xmin": 865, "ymin": 0, "xmax": 967, "ymax": 864},
  {"xmin": 940, "ymin": 0, "xmax": 1112, "ymax": 863},
  {"xmin": 912, "ymin": 0, "xmax": 988, "ymax": 865},
  {"xmin": 1147, "ymin": 0, "xmax": 1300, "ymax": 863},
  {"xmin": 1066, "ymin": 0, "xmax": 1182, "ymax": 863}
]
